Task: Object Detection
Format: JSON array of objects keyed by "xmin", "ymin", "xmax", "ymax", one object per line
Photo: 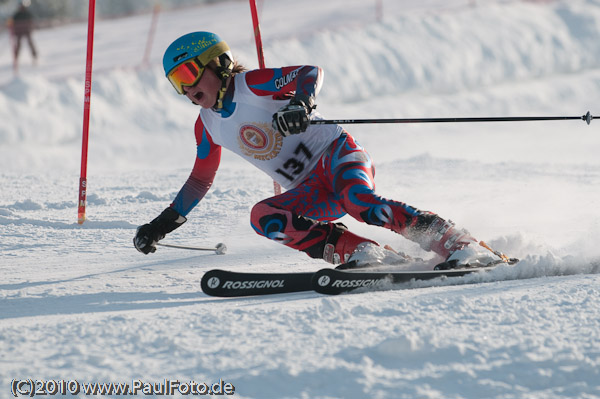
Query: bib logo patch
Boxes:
[{"xmin": 238, "ymin": 123, "xmax": 282, "ymax": 161}]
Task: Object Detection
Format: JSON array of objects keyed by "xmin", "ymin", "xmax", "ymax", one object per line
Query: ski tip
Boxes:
[{"xmin": 200, "ymin": 270, "xmax": 224, "ymax": 296}]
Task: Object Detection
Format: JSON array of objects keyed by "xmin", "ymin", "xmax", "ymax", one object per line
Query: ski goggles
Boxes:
[{"xmin": 167, "ymin": 58, "xmax": 206, "ymax": 94}]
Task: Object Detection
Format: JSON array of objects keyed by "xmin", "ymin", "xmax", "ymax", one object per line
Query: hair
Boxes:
[{"xmin": 231, "ymin": 59, "xmax": 247, "ymax": 75}]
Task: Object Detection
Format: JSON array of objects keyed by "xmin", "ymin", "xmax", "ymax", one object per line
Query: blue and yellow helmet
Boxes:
[{"xmin": 163, "ymin": 31, "xmax": 232, "ymax": 77}]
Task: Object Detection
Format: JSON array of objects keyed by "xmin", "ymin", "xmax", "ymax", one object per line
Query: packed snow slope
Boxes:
[{"xmin": 1, "ymin": 0, "xmax": 600, "ymax": 398}]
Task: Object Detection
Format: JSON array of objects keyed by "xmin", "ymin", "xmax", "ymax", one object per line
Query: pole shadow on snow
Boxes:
[
  {"xmin": 0, "ymin": 289, "xmax": 319, "ymax": 320},
  {"xmin": 0, "ymin": 255, "xmax": 233, "ymax": 319},
  {"xmin": 0, "ymin": 254, "xmax": 203, "ymax": 291},
  {"xmin": 0, "ymin": 291, "xmax": 206, "ymax": 320}
]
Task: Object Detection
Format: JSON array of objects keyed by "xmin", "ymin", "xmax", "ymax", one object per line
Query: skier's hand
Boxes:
[
  {"xmin": 272, "ymin": 95, "xmax": 315, "ymax": 136},
  {"xmin": 133, "ymin": 207, "xmax": 187, "ymax": 254},
  {"xmin": 134, "ymin": 223, "xmax": 162, "ymax": 254}
]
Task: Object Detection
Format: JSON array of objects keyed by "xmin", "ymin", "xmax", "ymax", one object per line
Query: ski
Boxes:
[
  {"xmin": 312, "ymin": 259, "xmax": 518, "ymax": 295},
  {"xmin": 201, "ymin": 269, "xmax": 314, "ymax": 297},
  {"xmin": 201, "ymin": 259, "xmax": 519, "ymax": 297}
]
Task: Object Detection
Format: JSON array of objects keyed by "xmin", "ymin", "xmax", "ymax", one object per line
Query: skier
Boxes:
[
  {"xmin": 134, "ymin": 31, "xmax": 506, "ymax": 268},
  {"xmin": 10, "ymin": 1, "xmax": 38, "ymax": 73}
]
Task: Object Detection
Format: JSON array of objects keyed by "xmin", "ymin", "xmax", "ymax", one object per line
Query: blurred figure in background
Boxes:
[{"xmin": 10, "ymin": 0, "xmax": 37, "ymax": 73}]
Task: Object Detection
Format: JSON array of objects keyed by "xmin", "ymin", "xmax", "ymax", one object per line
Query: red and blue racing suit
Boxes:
[{"xmin": 169, "ymin": 66, "xmax": 469, "ymax": 263}]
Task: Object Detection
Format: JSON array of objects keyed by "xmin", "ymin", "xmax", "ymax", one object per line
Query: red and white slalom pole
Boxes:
[
  {"xmin": 249, "ymin": 0, "xmax": 282, "ymax": 195},
  {"xmin": 78, "ymin": 0, "xmax": 96, "ymax": 224},
  {"xmin": 249, "ymin": 0, "xmax": 266, "ymax": 69},
  {"xmin": 141, "ymin": 3, "xmax": 161, "ymax": 67}
]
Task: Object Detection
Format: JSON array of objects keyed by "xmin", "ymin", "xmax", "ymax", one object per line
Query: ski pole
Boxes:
[
  {"xmin": 157, "ymin": 242, "xmax": 227, "ymax": 255},
  {"xmin": 310, "ymin": 111, "xmax": 594, "ymax": 126}
]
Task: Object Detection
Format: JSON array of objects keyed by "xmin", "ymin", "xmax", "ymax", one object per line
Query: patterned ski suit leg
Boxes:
[
  {"xmin": 251, "ymin": 133, "xmax": 473, "ymax": 263},
  {"xmin": 326, "ymin": 133, "xmax": 420, "ymax": 233},
  {"xmin": 250, "ymin": 155, "xmax": 369, "ymax": 264},
  {"xmin": 322, "ymin": 133, "xmax": 477, "ymax": 259}
]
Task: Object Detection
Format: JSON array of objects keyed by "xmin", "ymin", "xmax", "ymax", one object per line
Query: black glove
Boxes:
[
  {"xmin": 134, "ymin": 207, "xmax": 187, "ymax": 254},
  {"xmin": 272, "ymin": 94, "xmax": 315, "ymax": 136}
]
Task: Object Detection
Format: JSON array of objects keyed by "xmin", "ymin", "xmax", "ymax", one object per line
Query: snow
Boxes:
[{"xmin": 1, "ymin": 0, "xmax": 600, "ymax": 398}]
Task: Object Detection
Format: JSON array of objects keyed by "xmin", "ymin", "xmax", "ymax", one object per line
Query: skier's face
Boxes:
[{"xmin": 182, "ymin": 67, "xmax": 222, "ymax": 108}]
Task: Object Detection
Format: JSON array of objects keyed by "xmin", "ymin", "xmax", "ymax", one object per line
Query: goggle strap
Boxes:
[{"xmin": 215, "ymin": 79, "xmax": 228, "ymax": 109}]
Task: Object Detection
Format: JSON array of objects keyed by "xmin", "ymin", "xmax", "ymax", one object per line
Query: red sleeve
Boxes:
[
  {"xmin": 244, "ymin": 65, "xmax": 323, "ymax": 101},
  {"xmin": 170, "ymin": 116, "xmax": 221, "ymax": 216}
]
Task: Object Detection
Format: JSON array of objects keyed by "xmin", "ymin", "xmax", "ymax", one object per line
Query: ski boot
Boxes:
[
  {"xmin": 435, "ymin": 241, "xmax": 513, "ymax": 270},
  {"xmin": 340, "ymin": 242, "xmax": 413, "ymax": 270}
]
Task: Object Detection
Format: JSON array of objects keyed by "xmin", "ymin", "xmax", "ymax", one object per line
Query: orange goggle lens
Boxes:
[{"xmin": 167, "ymin": 59, "xmax": 205, "ymax": 94}]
